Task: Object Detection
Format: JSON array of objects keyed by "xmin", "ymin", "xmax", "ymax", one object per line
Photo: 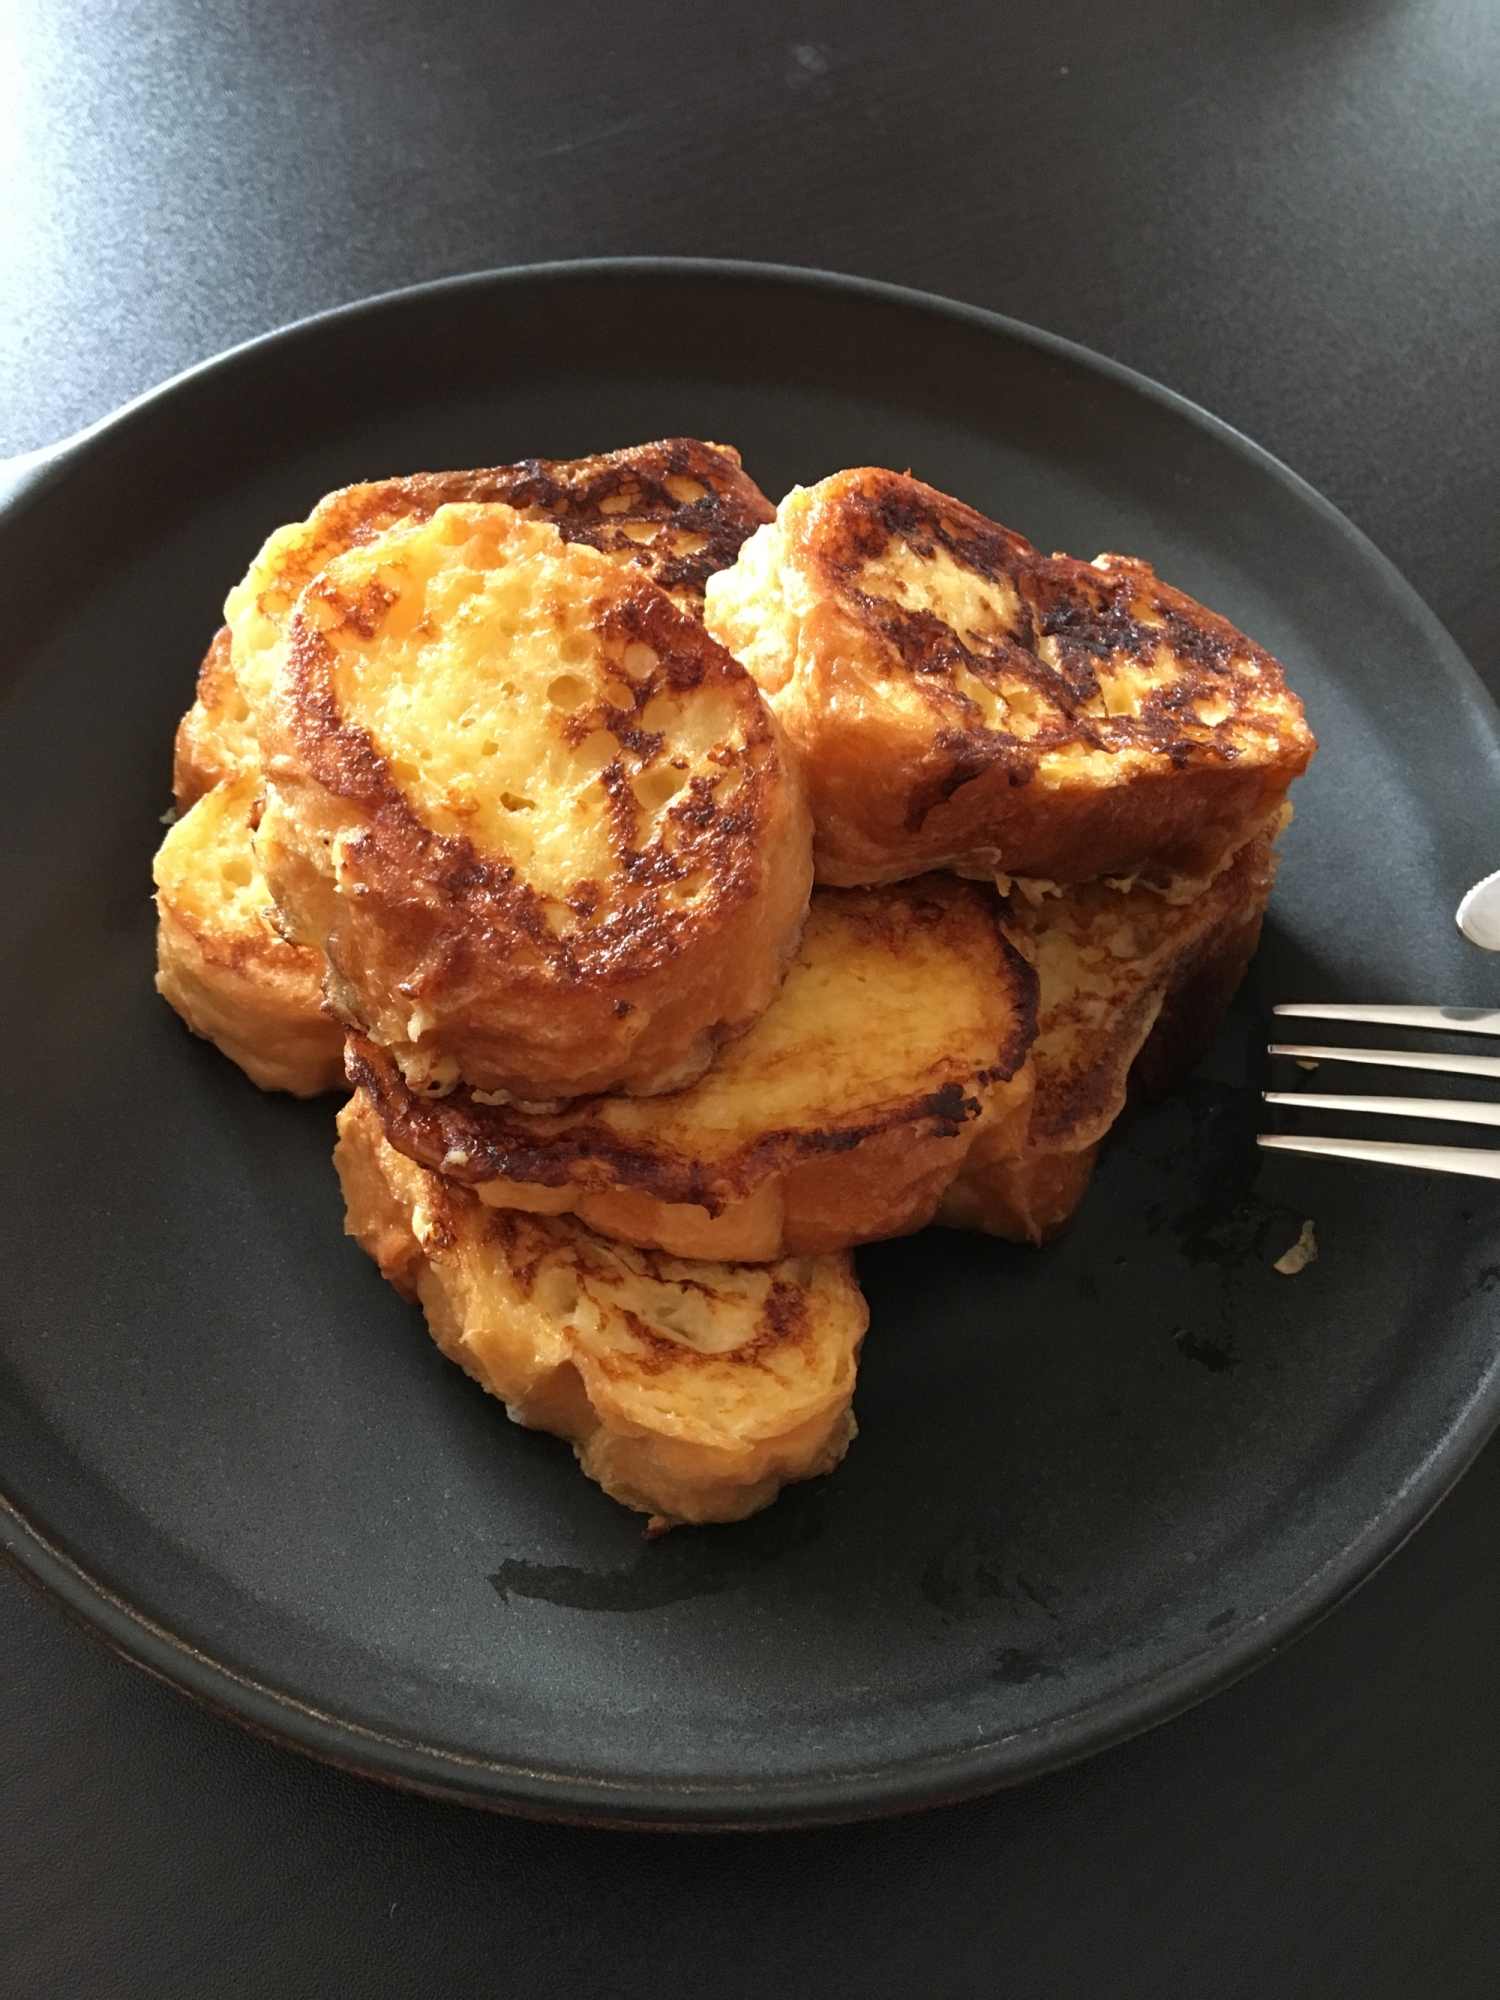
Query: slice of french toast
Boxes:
[
  {"xmin": 162, "ymin": 440, "xmax": 777, "ymax": 1096},
  {"xmin": 347, "ymin": 874, "xmax": 1038, "ymax": 1261},
  {"xmin": 153, "ymin": 770, "xmax": 345, "ymax": 1095},
  {"xmin": 939, "ymin": 829, "xmax": 1278, "ymax": 1241},
  {"xmin": 173, "ymin": 440, "xmax": 774, "ymax": 811},
  {"xmin": 704, "ymin": 467, "xmax": 1315, "ymax": 890},
  {"xmin": 258, "ymin": 502, "xmax": 813, "ymax": 1102},
  {"xmin": 334, "ymin": 1092, "xmax": 867, "ymax": 1528}
]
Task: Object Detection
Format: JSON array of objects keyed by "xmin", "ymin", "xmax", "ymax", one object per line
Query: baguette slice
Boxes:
[
  {"xmin": 153, "ymin": 770, "xmax": 345, "ymax": 1095},
  {"xmin": 348, "ymin": 874, "xmax": 1038, "ymax": 1261},
  {"xmin": 259, "ymin": 502, "xmax": 812, "ymax": 1101},
  {"xmin": 939, "ymin": 829, "xmax": 1278, "ymax": 1241},
  {"xmin": 705, "ymin": 467, "xmax": 1315, "ymax": 889},
  {"xmin": 162, "ymin": 440, "xmax": 778, "ymax": 1097},
  {"xmin": 335, "ymin": 1092, "xmax": 867, "ymax": 1528},
  {"xmin": 175, "ymin": 440, "xmax": 774, "ymax": 810}
]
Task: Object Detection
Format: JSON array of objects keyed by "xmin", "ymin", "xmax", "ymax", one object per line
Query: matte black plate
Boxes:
[{"xmin": 3, "ymin": 261, "xmax": 1499, "ymax": 1828}]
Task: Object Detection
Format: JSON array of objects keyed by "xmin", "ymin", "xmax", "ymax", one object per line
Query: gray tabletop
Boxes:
[{"xmin": 4, "ymin": 5, "xmax": 1499, "ymax": 1994}]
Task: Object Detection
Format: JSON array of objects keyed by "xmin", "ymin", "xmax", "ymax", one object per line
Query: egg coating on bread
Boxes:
[
  {"xmin": 172, "ymin": 626, "xmax": 257, "ymax": 811},
  {"xmin": 939, "ymin": 829, "xmax": 1278, "ymax": 1241},
  {"xmin": 171, "ymin": 440, "xmax": 773, "ymax": 815},
  {"xmin": 335, "ymin": 1092, "xmax": 866, "ymax": 1528},
  {"xmin": 704, "ymin": 467, "xmax": 1315, "ymax": 889},
  {"xmin": 259, "ymin": 502, "xmax": 813, "ymax": 1100},
  {"xmin": 349, "ymin": 874, "xmax": 1038, "ymax": 1261},
  {"xmin": 153, "ymin": 770, "xmax": 345, "ymax": 1095}
]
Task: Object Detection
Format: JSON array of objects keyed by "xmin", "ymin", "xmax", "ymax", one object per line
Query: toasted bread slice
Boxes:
[
  {"xmin": 173, "ymin": 441, "xmax": 774, "ymax": 813},
  {"xmin": 335, "ymin": 1092, "xmax": 867, "ymax": 1528},
  {"xmin": 257, "ymin": 502, "xmax": 813, "ymax": 1101},
  {"xmin": 229, "ymin": 439, "xmax": 774, "ymax": 689},
  {"xmin": 939, "ymin": 830, "xmax": 1278, "ymax": 1241},
  {"xmin": 704, "ymin": 467, "xmax": 1315, "ymax": 889},
  {"xmin": 347, "ymin": 874, "xmax": 1038, "ymax": 1260},
  {"xmin": 153, "ymin": 770, "xmax": 345, "ymax": 1095},
  {"xmin": 163, "ymin": 442, "xmax": 777, "ymax": 1092}
]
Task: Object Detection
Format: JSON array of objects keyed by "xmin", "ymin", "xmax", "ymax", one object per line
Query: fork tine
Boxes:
[
  {"xmin": 1269, "ymin": 1043, "xmax": 1500, "ymax": 1079},
  {"xmin": 1262, "ymin": 1091, "xmax": 1500, "ymax": 1127},
  {"xmin": 1256, "ymin": 1135, "xmax": 1500, "ymax": 1178},
  {"xmin": 1272, "ymin": 1004, "xmax": 1500, "ymax": 1035}
]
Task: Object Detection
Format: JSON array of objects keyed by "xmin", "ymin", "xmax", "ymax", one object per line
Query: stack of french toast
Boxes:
[{"xmin": 155, "ymin": 440, "xmax": 1315, "ymax": 1531}]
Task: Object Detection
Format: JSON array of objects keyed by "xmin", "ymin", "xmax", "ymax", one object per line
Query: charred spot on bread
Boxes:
[
  {"xmin": 259, "ymin": 502, "xmax": 812, "ymax": 1100},
  {"xmin": 704, "ymin": 466, "xmax": 1316, "ymax": 888},
  {"xmin": 348, "ymin": 875, "xmax": 1039, "ymax": 1260},
  {"xmin": 177, "ymin": 440, "xmax": 772, "ymax": 815}
]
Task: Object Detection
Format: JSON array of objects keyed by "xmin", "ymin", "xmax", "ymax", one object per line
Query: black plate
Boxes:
[{"xmin": 3, "ymin": 260, "xmax": 1499, "ymax": 1829}]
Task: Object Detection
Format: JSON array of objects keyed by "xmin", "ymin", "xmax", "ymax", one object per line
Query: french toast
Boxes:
[
  {"xmin": 347, "ymin": 873, "xmax": 1039, "ymax": 1261},
  {"xmin": 163, "ymin": 441, "xmax": 777, "ymax": 1095},
  {"xmin": 704, "ymin": 467, "xmax": 1316, "ymax": 890},
  {"xmin": 171, "ymin": 440, "xmax": 775, "ymax": 811},
  {"xmin": 939, "ymin": 829, "xmax": 1279, "ymax": 1241},
  {"xmin": 256, "ymin": 502, "xmax": 813, "ymax": 1101},
  {"xmin": 153, "ymin": 770, "xmax": 345, "ymax": 1095},
  {"xmin": 335, "ymin": 1092, "xmax": 867, "ymax": 1528}
]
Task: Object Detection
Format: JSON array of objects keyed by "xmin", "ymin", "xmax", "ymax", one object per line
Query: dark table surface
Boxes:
[{"xmin": 5, "ymin": 4, "xmax": 1499, "ymax": 1994}]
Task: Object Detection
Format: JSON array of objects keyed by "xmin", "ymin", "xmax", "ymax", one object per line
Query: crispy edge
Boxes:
[
  {"xmin": 172, "ymin": 627, "xmax": 253, "ymax": 811},
  {"xmin": 335, "ymin": 1093, "xmax": 866, "ymax": 1526},
  {"xmin": 248, "ymin": 439, "xmax": 774, "ymax": 626},
  {"xmin": 346, "ymin": 877, "xmax": 1040, "ymax": 1258},
  {"xmin": 728, "ymin": 467, "xmax": 1315, "ymax": 885},
  {"xmin": 176, "ymin": 440, "xmax": 773, "ymax": 823},
  {"xmin": 938, "ymin": 833, "xmax": 1277, "ymax": 1243}
]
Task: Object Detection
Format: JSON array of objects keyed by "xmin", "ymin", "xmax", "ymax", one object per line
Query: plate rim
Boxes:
[{"xmin": 3, "ymin": 254, "xmax": 1499, "ymax": 1829}]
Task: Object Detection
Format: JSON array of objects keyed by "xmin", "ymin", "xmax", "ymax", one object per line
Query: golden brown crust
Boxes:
[
  {"xmin": 704, "ymin": 467, "xmax": 1317, "ymax": 887},
  {"xmin": 172, "ymin": 627, "xmax": 257, "ymax": 811},
  {"xmin": 938, "ymin": 832, "xmax": 1278, "ymax": 1242},
  {"xmin": 348, "ymin": 875, "xmax": 1039, "ymax": 1260},
  {"xmin": 175, "ymin": 442, "xmax": 773, "ymax": 814},
  {"xmin": 152, "ymin": 772, "xmax": 345, "ymax": 1095},
  {"xmin": 237, "ymin": 440, "xmax": 774, "ymax": 641},
  {"xmin": 335, "ymin": 1093, "xmax": 867, "ymax": 1526},
  {"xmin": 259, "ymin": 504, "xmax": 813, "ymax": 1100}
]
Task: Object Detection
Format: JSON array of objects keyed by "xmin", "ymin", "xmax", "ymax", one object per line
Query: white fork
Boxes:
[{"xmin": 1258, "ymin": 1004, "xmax": 1500, "ymax": 1180}]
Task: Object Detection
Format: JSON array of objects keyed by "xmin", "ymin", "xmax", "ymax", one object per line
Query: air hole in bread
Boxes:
[
  {"xmin": 574, "ymin": 730, "xmax": 618, "ymax": 779},
  {"xmin": 536, "ymin": 1267, "xmax": 581, "ymax": 1318},
  {"xmin": 461, "ymin": 533, "xmax": 505, "ymax": 570},
  {"xmin": 632, "ymin": 766, "xmax": 685, "ymax": 815}
]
